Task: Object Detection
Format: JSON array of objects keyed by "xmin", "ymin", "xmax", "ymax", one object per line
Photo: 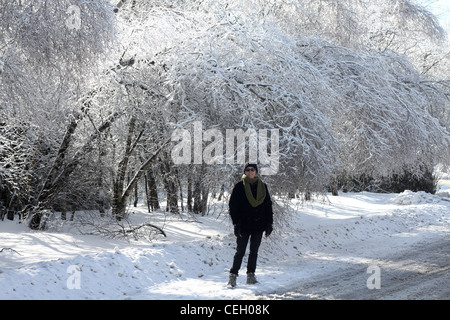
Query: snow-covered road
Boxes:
[
  {"xmin": 1, "ymin": 187, "xmax": 449, "ymax": 300},
  {"xmin": 259, "ymin": 236, "xmax": 450, "ymax": 300}
]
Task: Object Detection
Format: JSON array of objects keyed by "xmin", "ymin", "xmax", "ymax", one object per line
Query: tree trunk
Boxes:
[
  {"xmin": 133, "ymin": 181, "xmax": 139, "ymax": 207},
  {"xmin": 330, "ymin": 178, "xmax": 339, "ymax": 196},
  {"xmin": 38, "ymin": 114, "xmax": 80, "ymax": 202},
  {"xmin": 146, "ymin": 168, "xmax": 160, "ymax": 211},
  {"xmin": 187, "ymin": 174, "xmax": 193, "ymax": 212},
  {"xmin": 193, "ymin": 178, "xmax": 201, "ymax": 214},
  {"xmin": 304, "ymin": 191, "xmax": 311, "ymax": 201},
  {"xmin": 29, "ymin": 212, "xmax": 42, "ymax": 230},
  {"xmin": 201, "ymin": 186, "xmax": 208, "ymax": 216},
  {"xmin": 161, "ymin": 154, "xmax": 179, "ymax": 214},
  {"xmin": 61, "ymin": 185, "xmax": 67, "ymax": 220},
  {"xmin": 144, "ymin": 173, "xmax": 151, "ymax": 213},
  {"xmin": 177, "ymin": 171, "xmax": 184, "ymax": 212},
  {"xmin": 113, "ymin": 139, "xmax": 170, "ymax": 220},
  {"xmin": 112, "ymin": 116, "xmax": 138, "ymax": 220},
  {"xmin": 112, "ymin": 197, "xmax": 127, "ymax": 220},
  {"xmin": 6, "ymin": 191, "xmax": 17, "ymax": 221},
  {"xmin": 164, "ymin": 176, "xmax": 179, "ymax": 214},
  {"xmin": 217, "ymin": 184, "xmax": 225, "ymax": 201}
]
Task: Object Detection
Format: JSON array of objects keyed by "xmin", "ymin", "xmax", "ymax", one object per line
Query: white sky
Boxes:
[{"xmin": 422, "ymin": 0, "xmax": 450, "ymax": 31}]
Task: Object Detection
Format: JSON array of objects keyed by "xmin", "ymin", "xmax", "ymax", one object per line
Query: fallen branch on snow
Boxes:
[{"xmin": 0, "ymin": 248, "xmax": 22, "ymax": 255}]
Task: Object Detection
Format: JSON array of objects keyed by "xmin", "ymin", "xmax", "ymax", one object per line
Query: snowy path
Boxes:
[
  {"xmin": 258, "ymin": 236, "xmax": 450, "ymax": 300},
  {"xmin": 0, "ymin": 190, "xmax": 449, "ymax": 300}
]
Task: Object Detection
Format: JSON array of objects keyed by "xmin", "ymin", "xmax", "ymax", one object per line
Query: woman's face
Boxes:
[{"xmin": 244, "ymin": 167, "xmax": 257, "ymax": 179}]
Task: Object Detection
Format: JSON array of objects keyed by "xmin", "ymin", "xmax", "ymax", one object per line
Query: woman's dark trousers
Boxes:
[{"xmin": 230, "ymin": 231, "xmax": 263, "ymax": 275}]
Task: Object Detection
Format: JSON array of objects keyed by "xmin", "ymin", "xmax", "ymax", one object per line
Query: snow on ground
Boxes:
[{"xmin": 0, "ymin": 188, "xmax": 449, "ymax": 300}]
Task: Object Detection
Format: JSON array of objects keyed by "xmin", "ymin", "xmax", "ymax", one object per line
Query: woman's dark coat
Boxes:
[{"xmin": 229, "ymin": 180, "xmax": 273, "ymax": 234}]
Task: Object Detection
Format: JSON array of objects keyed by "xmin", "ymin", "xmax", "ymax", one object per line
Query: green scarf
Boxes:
[{"xmin": 242, "ymin": 174, "xmax": 266, "ymax": 207}]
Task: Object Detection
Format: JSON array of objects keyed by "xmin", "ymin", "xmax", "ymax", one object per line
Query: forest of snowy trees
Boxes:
[{"xmin": 0, "ymin": 0, "xmax": 449, "ymax": 230}]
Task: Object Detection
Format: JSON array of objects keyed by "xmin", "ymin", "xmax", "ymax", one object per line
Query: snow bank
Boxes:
[
  {"xmin": 1, "ymin": 191, "xmax": 449, "ymax": 300},
  {"xmin": 436, "ymin": 181, "xmax": 450, "ymax": 199},
  {"xmin": 389, "ymin": 190, "xmax": 441, "ymax": 205}
]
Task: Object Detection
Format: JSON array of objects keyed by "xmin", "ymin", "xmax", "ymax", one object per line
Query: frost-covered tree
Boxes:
[
  {"xmin": 1, "ymin": 0, "xmax": 449, "ymax": 229},
  {"xmin": 0, "ymin": 0, "xmax": 117, "ymax": 227},
  {"xmin": 137, "ymin": 0, "xmax": 448, "ymax": 193}
]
